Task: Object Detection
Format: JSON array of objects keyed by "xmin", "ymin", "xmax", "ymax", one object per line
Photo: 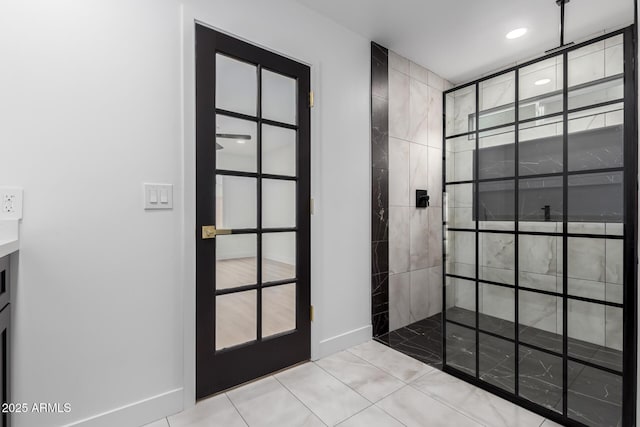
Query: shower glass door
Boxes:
[{"xmin": 443, "ymin": 27, "xmax": 636, "ymax": 427}]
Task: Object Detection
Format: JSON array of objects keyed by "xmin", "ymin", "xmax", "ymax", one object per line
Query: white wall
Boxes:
[{"xmin": 0, "ymin": 0, "xmax": 371, "ymax": 426}]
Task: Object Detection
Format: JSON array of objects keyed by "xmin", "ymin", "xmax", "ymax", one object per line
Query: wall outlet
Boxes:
[
  {"xmin": 0, "ymin": 188, "xmax": 23, "ymax": 220},
  {"xmin": 3, "ymin": 195, "xmax": 15, "ymax": 213}
]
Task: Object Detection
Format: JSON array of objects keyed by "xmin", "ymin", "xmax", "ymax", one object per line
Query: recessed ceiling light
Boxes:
[
  {"xmin": 506, "ymin": 28, "xmax": 527, "ymax": 39},
  {"xmin": 534, "ymin": 78, "xmax": 551, "ymax": 86},
  {"xmin": 236, "ymin": 139, "xmax": 246, "ymax": 144}
]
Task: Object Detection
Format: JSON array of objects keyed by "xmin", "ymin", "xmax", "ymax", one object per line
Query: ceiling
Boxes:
[{"xmin": 295, "ymin": 0, "xmax": 634, "ymax": 84}]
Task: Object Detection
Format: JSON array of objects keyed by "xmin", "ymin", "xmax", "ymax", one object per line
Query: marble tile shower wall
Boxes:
[
  {"xmin": 387, "ymin": 50, "xmax": 451, "ymax": 331},
  {"xmin": 447, "ymin": 232, "xmax": 624, "ymax": 350}
]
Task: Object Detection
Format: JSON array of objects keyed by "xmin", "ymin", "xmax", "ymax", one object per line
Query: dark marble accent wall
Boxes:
[{"xmin": 371, "ymin": 42, "xmax": 389, "ymax": 337}]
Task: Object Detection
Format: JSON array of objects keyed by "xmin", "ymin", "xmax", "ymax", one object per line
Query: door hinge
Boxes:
[
  {"xmin": 310, "ymin": 305, "xmax": 314, "ymax": 322},
  {"xmin": 309, "ymin": 91, "xmax": 314, "ymax": 108},
  {"xmin": 310, "ymin": 198, "xmax": 315, "ymax": 215}
]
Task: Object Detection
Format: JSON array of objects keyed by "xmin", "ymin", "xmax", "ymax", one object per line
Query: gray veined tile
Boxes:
[
  {"xmin": 389, "ymin": 138, "xmax": 411, "ymax": 207},
  {"xmin": 409, "ymin": 208, "xmax": 429, "ymax": 271},
  {"xmin": 338, "ymin": 405, "xmax": 404, "ymax": 427},
  {"xmin": 568, "ymin": 299, "xmax": 605, "ymax": 346},
  {"xmin": 426, "ymin": 266, "xmax": 443, "ymax": 317},
  {"xmin": 347, "ymin": 340, "xmax": 433, "ymax": 383},
  {"xmin": 428, "ymin": 70, "xmax": 445, "ymax": 92},
  {"xmin": 390, "ymin": 272, "xmax": 411, "ymax": 331},
  {"xmin": 427, "ymin": 89, "xmax": 443, "ymax": 149},
  {"xmin": 605, "ymin": 305, "xmax": 623, "ymax": 351},
  {"xmin": 377, "ymin": 385, "xmax": 481, "ymax": 427},
  {"xmin": 389, "ymin": 50, "xmax": 409, "ymax": 74},
  {"xmin": 275, "ymin": 362, "xmax": 369, "ymax": 426},
  {"xmin": 409, "ymin": 79, "xmax": 430, "ymax": 145},
  {"xmin": 409, "ymin": 268, "xmax": 429, "ymax": 323},
  {"xmin": 427, "ymin": 208, "xmax": 443, "ymax": 268},
  {"xmin": 316, "ymin": 351, "xmax": 404, "ymax": 403},
  {"xmin": 168, "ymin": 393, "xmax": 247, "ymax": 427},
  {"xmin": 389, "ymin": 207, "xmax": 411, "ymax": 275},
  {"xmin": 409, "ymin": 61, "xmax": 429, "ymax": 85},
  {"xmin": 227, "ymin": 376, "xmax": 325, "ymax": 427},
  {"xmin": 409, "ymin": 143, "xmax": 428, "ymax": 207},
  {"xmin": 605, "ymin": 238, "xmax": 623, "ymax": 285},
  {"xmin": 567, "ymin": 237, "xmax": 605, "ymax": 283},
  {"xmin": 426, "ymin": 146, "xmax": 443, "ymax": 207},
  {"xmin": 389, "ymin": 69, "xmax": 410, "ymax": 140},
  {"xmin": 411, "ymin": 370, "xmax": 545, "ymax": 427}
]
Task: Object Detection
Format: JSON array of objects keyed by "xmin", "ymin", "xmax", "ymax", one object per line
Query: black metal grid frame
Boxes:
[{"xmin": 441, "ymin": 25, "xmax": 638, "ymax": 427}]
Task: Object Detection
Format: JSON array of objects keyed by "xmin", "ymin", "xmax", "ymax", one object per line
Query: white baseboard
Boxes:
[
  {"xmin": 314, "ymin": 324, "xmax": 372, "ymax": 360},
  {"xmin": 64, "ymin": 388, "xmax": 183, "ymax": 427}
]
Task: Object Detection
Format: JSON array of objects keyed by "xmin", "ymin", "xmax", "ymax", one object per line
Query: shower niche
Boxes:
[{"xmin": 443, "ymin": 29, "xmax": 636, "ymax": 427}]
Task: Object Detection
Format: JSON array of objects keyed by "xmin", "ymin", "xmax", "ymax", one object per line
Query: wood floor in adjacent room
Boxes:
[{"xmin": 215, "ymin": 258, "xmax": 296, "ymax": 350}]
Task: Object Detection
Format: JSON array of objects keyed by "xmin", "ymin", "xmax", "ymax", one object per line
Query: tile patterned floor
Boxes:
[{"xmin": 144, "ymin": 340, "xmax": 562, "ymax": 427}]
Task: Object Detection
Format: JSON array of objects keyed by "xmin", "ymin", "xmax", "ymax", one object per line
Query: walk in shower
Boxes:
[{"xmin": 443, "ymin": 27, "xmax": 637, "ymax": 427}]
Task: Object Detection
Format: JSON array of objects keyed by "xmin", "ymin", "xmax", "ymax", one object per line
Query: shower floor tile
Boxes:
[
  {"xmin": 375, "ymin": 313, "xmax": 443, "ymax": 370},
  {"xmin": 376, "ymin": 307, "xmax": 624, "ymax": 427}
]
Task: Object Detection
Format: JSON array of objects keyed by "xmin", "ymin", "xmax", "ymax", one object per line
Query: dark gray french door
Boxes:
[{"xmin": 195, "ymin": 24, "xmax": 311, "ymax": 398}]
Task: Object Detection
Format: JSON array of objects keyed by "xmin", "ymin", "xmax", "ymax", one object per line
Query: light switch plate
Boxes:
[
  {"xmin": 0, "ymin": 187, "xmax": 23, "ymax": 220},
  {"xmin": 144, "ymin": 183, "xmax": 173, "ymax": 210}
]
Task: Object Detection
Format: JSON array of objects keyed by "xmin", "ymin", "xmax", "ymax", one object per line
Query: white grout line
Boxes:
[
  {"xmin": 272, "ymin": 372, "xmax": 329, "ymax": 427},
  {"xmin": 337, "ymin": 404, "xmax": 408, "ymax": 427},
  {"xmin": 223, "ymin": 394, "xmax": 250, "ymax": 427},
  {"xmin": 311, "ymin": 357, "xmax": 381, "ymax": 402}
]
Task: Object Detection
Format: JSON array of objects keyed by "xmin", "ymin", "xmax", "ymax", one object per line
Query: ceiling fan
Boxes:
[
  {"xmin": 215, "ymin": 131, "xmax": 252, "ymax": 150},
  {"xmin": 216, "ymin": 133, "xmax": 251, "ymax": 150}
]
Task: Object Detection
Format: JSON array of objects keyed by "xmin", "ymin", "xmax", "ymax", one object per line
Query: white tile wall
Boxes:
[
  {"xmin": 389, "ymin": 137, "xmax": 410, "ymax": 206},
  {"xmin": 389, "ymin": 70, "xmax": 410, "ymax": 139},
  {"xmin": 390, "ymin": 272, "xmax": 411, "ymax": 330},
  {"xmin": 389, "ymin": 207, "xmax": 410, "ymax": 275},
  {"xmin": 388, "ymin": 50, "xmax": 446, "ymax": 331},
  {"xmin": 446, "ymin": 87, "xmax": 475, "ymax": 137},
  {"xmin": 409, "ymin": 79, "xmax": 430, "ymax": 145}
]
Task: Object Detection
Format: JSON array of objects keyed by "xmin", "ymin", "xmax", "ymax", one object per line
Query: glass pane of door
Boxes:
[
  {"xmin": 262, "ymin": 232, "xmax": 296, "ymax": 283},
  {"xmin": 216, "ymin": 115, "xmax": 258, "ymax": 173},
  {"xmin": 216, "ymin": 290, "xmax": 257, "ymax": 350},
  {"xmin": 262, "ymin": 69, "xmax": 297, "ymax": 125},
  {"xmin": 216, "ymin": 54, "xmax": 258, "ymax": 116},
  {"xmin": 216, "ymin": 234, "xmax": 257, "ymax": 290},
  {"xmin": 213, "ymin": 63, "xmax": 299, "ymax": 353},
  {"xmin": 262, "ymin": 283, "xmax": 296, "ymax": 338}
]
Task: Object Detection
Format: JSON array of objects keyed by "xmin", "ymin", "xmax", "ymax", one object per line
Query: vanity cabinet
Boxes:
[{"xmin": 0, "ymin": 256, "xmax": 10, "ymax": 427}]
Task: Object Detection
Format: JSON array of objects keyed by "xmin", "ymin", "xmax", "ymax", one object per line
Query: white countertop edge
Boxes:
[
  {"xmin": 0, "ymin": 240, "xmax": 19, "ymax": 259},
  {"xmin": 0, "ymin": 220, "xmax": 19, "ymax": 258}
]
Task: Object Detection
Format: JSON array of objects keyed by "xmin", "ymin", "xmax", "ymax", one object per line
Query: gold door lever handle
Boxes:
[{"xmin": 202, "ymin": 225, "xmax": 232, "ymax": 239}]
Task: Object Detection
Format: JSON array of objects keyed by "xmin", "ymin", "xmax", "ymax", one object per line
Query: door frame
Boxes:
[{"xmin": 180, "ymin": 13, "xmax": 320, "ymax": 408}]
